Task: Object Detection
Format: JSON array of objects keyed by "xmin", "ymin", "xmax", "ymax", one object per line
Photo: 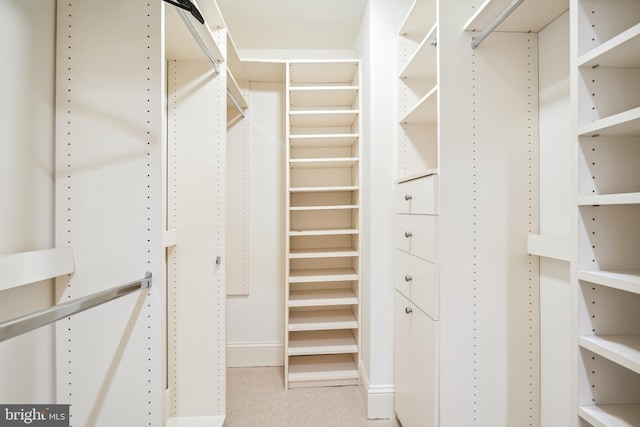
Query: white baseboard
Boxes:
[
  {"xmin": 358, "ymin": 362, "xmax": 396, "ymax": 420},
  {"xmin": 166, "ymin": 415, "xmax": 225, "ymax": 427},
  {"xmin": 227, "ymin": 341, "xmax": 283, "ymax": 367}
]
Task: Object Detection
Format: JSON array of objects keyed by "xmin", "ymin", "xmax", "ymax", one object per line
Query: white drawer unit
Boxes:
[
  {"xmin": 395, "ymin": 213, "xmax": 438, "ymax": 262},
  {"xmin": 395, "ymin": 174, "xmax": 439, "ymax": 215},
  {"xmin": 394, "ymin": 249, "xmax": 438, "ymax": 320},
  {"xmin": 395, "ymin": 291, "xmax": 438, "ymax": 427}
]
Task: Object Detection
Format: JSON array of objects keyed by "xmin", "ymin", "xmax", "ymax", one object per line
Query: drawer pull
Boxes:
[
  {"xmin": 404, "ymin": 275, "xmax": 412, "ymax": 282},
  {"xmin": 404, "ymin": 231, "xmax": 412, "ymax": 238},
  {"xmin": 405, "ymin": 307, "xmax": 413, "ymax": 314},
  {"xmin": 404, "ymin": 194, "xmax": 412, "ymax": 201}
]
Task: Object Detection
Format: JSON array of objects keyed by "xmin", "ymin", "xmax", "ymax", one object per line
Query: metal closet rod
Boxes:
[
  {"xmin": 0, "ymin": 272, "xmax": 153, "ymax": 343},
  {"xmin": 471, "ymin": 0, "xmax": 525, "ymax": 49}
]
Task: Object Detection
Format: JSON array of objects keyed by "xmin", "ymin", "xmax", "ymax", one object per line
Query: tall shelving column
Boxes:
[
  {"xmin": 394, "ymin": 0, "xmax": 439, "ymax": 426},
  {"xmin": 285, "ymin": 61, "xmax": 361, "ymax": 389},
  {"xmin": 572, "ymin": 1, "xmax": 640, "ymax": 425}
]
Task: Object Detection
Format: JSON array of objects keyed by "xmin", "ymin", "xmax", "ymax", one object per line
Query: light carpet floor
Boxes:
[{"xmin": 225, "ymin": 367, "xmax": 400, "ymax": 427}]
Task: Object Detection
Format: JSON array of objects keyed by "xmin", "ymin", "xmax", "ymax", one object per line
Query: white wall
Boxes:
[
  {"xmin": 355, "ymin": 0, "xmax": 413, "ymax": 418},
  {"xmin": 226, "ymin": 82, "xmax": 286, "ymax": 367},
  {"xmin": 538, "ymin": 11, "xmax": 573, "ymax": 427},
  {"xmin": 0, "ymin": 0, "xmax": 57, "ymax": 403}
]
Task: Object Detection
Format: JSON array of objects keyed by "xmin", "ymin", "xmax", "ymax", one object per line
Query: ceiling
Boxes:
[{"xmin": 215, "ymin": 0, "xmax": 368, "ymax": 52}]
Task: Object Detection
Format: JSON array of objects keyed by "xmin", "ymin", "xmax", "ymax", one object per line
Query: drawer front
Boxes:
[
  {"xmin": 396, "ymin": 175, "xmax": 438, "ymax": 215},
  {"xmin": 395, "ymin": 214, "xmax": 438, "ymax": 262},
  {"xmin": 394, "ymin": 250, "xmax": 438, "ymax": 320},
  {"xmin": 395, "ymin": 291, "xmax": 438, "ymax": 427}
]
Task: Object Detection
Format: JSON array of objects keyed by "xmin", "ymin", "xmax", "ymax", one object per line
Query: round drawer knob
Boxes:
[
  {"xmin": 404, "ymin": 194, "xmax": 412, "ymax": 201},
  {"xmin": 404, "ymin": 231, "xmax": 412, "ymax": 238},
  {"xmin": 405, "ymin": 307, "xmax": 413, "ymax": 314},
  {"xmin": 404, "ymin": 275, "xmax": 412, "ymax": 282}
]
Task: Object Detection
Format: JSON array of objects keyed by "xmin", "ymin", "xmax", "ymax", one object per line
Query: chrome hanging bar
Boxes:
[
  {"xmin": 471, "ymin": 0, "xmax": 525, "ymax": 49},
  {"xmin": 0, "ymin": 272, "xmax": 152, "ymax": 343},
  {"xmin": 227, "ymin": 88, "xmax": 247, "ymax": 118}
]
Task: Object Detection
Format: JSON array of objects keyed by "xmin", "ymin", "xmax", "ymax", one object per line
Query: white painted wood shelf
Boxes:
[
  {"xmin": 289, "ymin": 158, "xmax": 359, "ymax": 168},
  {"xmin": 288, "ymin": 330, "xmax": 358, "ymax": 356},
  {"xmin": 289, "ymin": 204, "xmax": 359, "ymax": 211},
  {"xmin": 527, "ymin": 234, "xmax": 571, "ymax": 262},
  {"xmin": 578, "ymin": 404, "xmax": 640, "ymax": 427},
  {"xmin": 289, "ymin": 86, "xmax": 358, "ymax": 108},
  {"xmin": 399, "ymin": 85, "xmax": 438, "ymax": 124},
  {"xmin": 578, "ymin": 23, "xmax": 640, "ymax": 69},
  {"xmin": 289, "ymin": 110, "xmax": 359, "ymax": 127},
  {"xmin": 288, "ymin": 310, "xmax": 358, "ymax": 331},
  {"xmin": 289, "ymin": 268, "xmax": 359, "ymax": 283},
  {"xmin": 288, "ymin": 289, "xmax": 358, "ymax": 307},
  {"xmin": 578, "ymin": 270, "xmax": 640, "ymax": 295},
  {"xmin": 463, "ymin": 0, "xmax": 568, "ymax": 33},
  {"xmin": 288, "ymin": 228, "xmax": 359, "ymax": 237},
  {"xmin": 396, "ymin": 169, "xmax": 439, "ymax": 184},
  {"xmin": 290, "ymin": 134, "xmax": 358, "ymax": 148},
  {"xmin": 578, "ymin": 107, "xmax": 640, "ymax": 137},
  {"xmin": 399, "ymin": 23, "xmax": 437, "ymax": 80},
  {"xmin": 578, "ymin": 193, "xmax": 640, "ymax": 206},
  {"xmin": 289, "ymin": 185, "xmax": 359, "ymax": 193},
  {"xmin": 579, "ymin": 335, "xmax": 640, "ymax": 375},
  {"xmin": 399, "ymin": 0, "xmax": 436, "ymax": 37},
  {"xmin": 289, "ymin": 247, "xmax": 359, "ymax": 259},
  {"xmin": 288, "ymin": 354, "xmax": 358, "ymax": 384}
]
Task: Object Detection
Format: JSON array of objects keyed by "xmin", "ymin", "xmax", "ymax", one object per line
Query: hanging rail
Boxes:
[
  {"xmin": 471, "ymin": 0, "xmax": 525, "ymax": 49},
  {"xmin": 0, "ymin": 272, "xmax": 152, "ymax": 343}
]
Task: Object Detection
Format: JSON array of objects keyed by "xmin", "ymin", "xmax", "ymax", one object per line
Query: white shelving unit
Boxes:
[
  {"xmin": 285, "ymin": 60, "xmax": 361, "ymax": 389},
  {"xmin": 573, "ymin": 0, "xmax": 640, "ymax": 424}
]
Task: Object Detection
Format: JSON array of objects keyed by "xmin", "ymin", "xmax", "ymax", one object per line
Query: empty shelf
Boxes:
[
  {"xmin": 288, "ymin": 354, "xmax": 358, "ymax": 384},
  {"xmin": 579, "ymin": 23, "xmax": 640, "ymax": 68},
  {"xmin": 290, "ymin": 134, "xmax": 358, "ymax": 148},
  {"xmin": 288, "ymin": 330, "xmax": 358, "ymax": 356},
  {"xmin": 399, "ymin": 85, "xmax": 438, "ymax": 124},
  {"xmin": 289, "ymin": 289, "xmax": 358, "ymax": 307},
  {"xmin": 289, "ymin": 229, "xmax": 359, "ymax": 237},
  {"xmin": 289, "ymin": 86, "xmax": 358, "ymax": 108},
  {"xmin": 578, "ymin": 193, "xmax": 640, "ymax": 206},
  {"xmin": 290, "ymin": 110, "xmax": 359, "ymax": 127},
  {"xmin": 463, "ymin": 0, "xmax": 568, "ymax": 33},
  {"xmin": 290, "ymin": 204, "xmax": 359, "ymax": 211},
  {"xmin": 289, "ymin": 247, "xmax": 359, "ymax": 259},
  {"xmin": 290, "ymin": 186, "xmax": 359, "ymax": 193},
  {"xmin": 399, "ymin": 0, "xmax": 436, "ymax": 36},
  {"xmin": 289, "ymin": 268, "xmax": 359, "ymax": 283},
  {"xmin": 579, "ymin": 335, "xmax": 640, "ymax": 375},
  {"xmin": 578, "ymin": 107, "xmax": 640, "ymax": 137},
  {"xmin": 289, "ymin": 158, "xmax": 359, "ymax": 169},
  {"xmin": 579, "ymin": 404, "xmax": 640, "ymax": 427},
  {"xmin": 578, "ymin": 270, "xmax": 640, "ymax": 295},
  {"xmin": 288, "ymin": 309, "xmax": 358, "ymax": 331},
  {"xmin": 400, "ymin": 23, "xmax": 437, "ymax": 80}
]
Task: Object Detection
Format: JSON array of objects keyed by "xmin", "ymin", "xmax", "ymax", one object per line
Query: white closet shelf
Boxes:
[
  {"xmin": 579, "ymin": 335, "xmax": 640, "ymax": 375},
  {"xmin": 463, "ymin": 0, "xmax": 568, "ymax": 33},
  {"xmin": 289, "ymin": 110, "xmax": 359, "ymax": 127},
  {"xmin": 289, "ymin": 61, "xmax": 358, "ymax": 86},
  {"xmin": 0, "ymin": 247, "xmax": 75, "ymax": 292},
  {"xmin": 288, "ymin": 330, "xmax": 358, "ymax": 356},
  {"xmin": 288, "ymin": 309, "xmax": 358, "ymax": 331},
  {"xmin": 400, "ymin": 23, "xmax": 437, "ymax": 80},
  {"xmin": 578, "ymin": 23, "xmax": 640, "ymax": 68},
  {"xmin": 399, "ymin": 0, "xmax": 436, "ymax": 37},
  {"xmin": 288, "ymin": 354, "xmax": 358, "ymax": 383},
  {"xmin": 290, "ymin": 186, "xmax": 359, "ymax": 193},
  {"xmin": 527, "ymin": 234, "xmax": 571, "ymax": 262},
  {"xmin": 289, "ymin": 289, "xmax": 358, "ymax": 307},
  {"xmin": 290, "ymin": 134, "xmax": 358, "ymax": 148},
  {"xmin": 289, "ymin": 158, "xmax": 359, "ymax": 168},
  {"xmin": 579, "ymin": 404, "xmax": 640, "ymax": 427},
  {"xmin": 400, "ymin": 85, "xmax": 438, "ymax": 124},
  {"xmin": 290, "ymin": 205, "xmax": 359, "ymax": 211},
  {"xmin": 578, "ymin": 193, "xmax": 640, "ymax": 206},
  {"xmin": 578, "ymin": 270, "xmax": 640, "ymax": 295},
  {"xmin": 289, "ymin": 268, "xmax": 359, "ymax": 283},
  {"xmin": 289, "ymin": 229, "xmax": 359, "ymax": 237},
  {"xmin": 289, "ymin": 247, "xmax": 359, "ymax": 259},
  {"xmin": 578, "ymin": 107, "xmax": 640, "ymax": 137},
  {"xmin": 289, "ymin": 86, "xmax": 358, "ymax": 108}
]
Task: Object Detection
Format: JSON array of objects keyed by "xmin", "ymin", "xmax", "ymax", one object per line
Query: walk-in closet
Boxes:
[{"xmin": 1, "ymin": 0, "xmax": 638, "ymax": 426}]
